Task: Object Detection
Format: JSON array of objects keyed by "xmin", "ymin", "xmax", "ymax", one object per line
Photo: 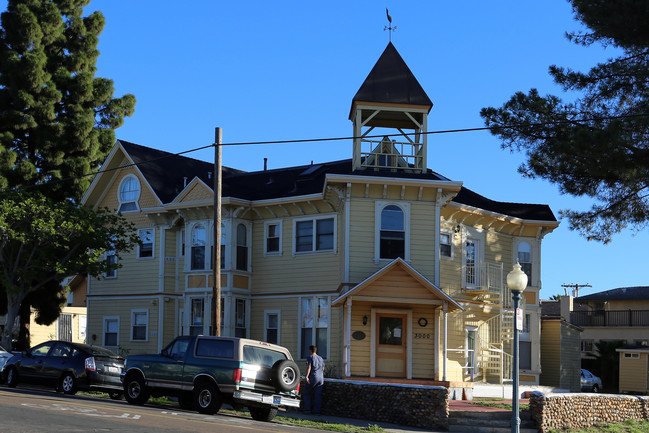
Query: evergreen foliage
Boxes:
[
  {"xmin": 480, "ymin": 0, "xmax": 649, "ymax": 243},
  {"xmin": 0, "ymin": 0, "xmax": 135, "ymax": 202}
]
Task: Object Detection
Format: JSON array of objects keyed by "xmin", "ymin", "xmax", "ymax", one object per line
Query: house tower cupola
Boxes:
[{"xmin": 350, "ymin": 42, "xmax": 432, "ymax": 173}]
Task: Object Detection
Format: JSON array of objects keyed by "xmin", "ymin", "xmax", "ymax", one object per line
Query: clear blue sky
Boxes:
[{"xmin": 3, "ymin": 1, "xmax": 645, "ymax": 299}]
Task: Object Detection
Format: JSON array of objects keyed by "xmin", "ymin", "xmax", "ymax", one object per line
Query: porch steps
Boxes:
[{"xmin": 449, "ymin": 409, "xmax": 537, "ymax": 433}]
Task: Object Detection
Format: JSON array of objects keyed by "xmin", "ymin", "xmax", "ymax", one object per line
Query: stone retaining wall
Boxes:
[
  {"xmin": 300, "ymin": 379, "xmax": 449, "ymax": 430},
  {"xmin": 530, "ymin": 392, "xmax": 649, "ymax": 432}
]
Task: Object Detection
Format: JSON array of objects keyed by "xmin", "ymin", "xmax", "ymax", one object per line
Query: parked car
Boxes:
[
  {"xmin": 0, "ymin": 344, "xmax": 14, "ymax": 383},
  {"xmin": 2, "ymin": 340, "xmax": 124, "ymax": 398},
  {"xmin": 122, "ymin": 335, "xmax": 301, "ymax": 422},
  {"xmin": 580, "ymin": 368, "xmax": 602, "ymax": 392}
]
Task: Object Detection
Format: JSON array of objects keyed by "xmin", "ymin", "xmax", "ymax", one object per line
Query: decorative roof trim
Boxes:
[
  {"xmin": 446, "ymin": 201, "xmax": 560, "ymax": 226},
  {"xmin": 326, "ymin": 173, "xmax": 463, "ymax": 190}
]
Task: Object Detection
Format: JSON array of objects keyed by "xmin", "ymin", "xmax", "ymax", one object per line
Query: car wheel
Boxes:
[
  {"xmin": 592, "ymin": 384, "xmax": 599, "ymax": 393},
  {"xmin": 178, "ymin": 392, "xmax": 195, "ymax": 410},
  {"xmin": 59, "ymin": 373, "xmax": 78, "ymax": 395},
  {"xmin": 249, "ymin": 406, "xmax": 278, "ymax": 422},
  {"xmin": 124, "ymin": 373, "xmax": 150, "ymax": 405},
  {"xmin": 271, "ymin": 359, "xmax": 300, "ymax": 392},
  {"xmin": 108, "ymin": 392, "xmax": 123, "ymax": 400},
  {"xmin": 194, "ymin": 380, "xmax": 222, "ymax": 415},
  {"xmin": 6, "ymin": 366, "xmax": 18, "ymax": 388}
]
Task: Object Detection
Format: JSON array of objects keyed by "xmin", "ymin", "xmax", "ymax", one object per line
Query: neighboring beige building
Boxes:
[
  {"xmin": 81, "ymin": 42, "xmax": 558, "ymax": 385},
  {"xmin": 539, "ymin": 299, "xmax": 582, "ymax": 392},
  {"xmin": 570, "ymin": 287, "xmax": 649, "ymax": 360}
]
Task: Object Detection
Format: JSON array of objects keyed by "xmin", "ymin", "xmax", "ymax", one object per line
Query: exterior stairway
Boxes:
[{"xmin": 449, "ymin": 405, "xmax": 537, "ymax": 433}]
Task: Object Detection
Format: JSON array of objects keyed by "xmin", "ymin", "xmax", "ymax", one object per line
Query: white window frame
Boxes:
[
  {"xmin": 461, "ymin": 227, "xmax": 484, "ymax": 289},
  {"xmin": 465, "ymin": 326, "xmax": 478, "ymax": 371},
  {"xmin": 374, "ymin": 201, "xmax": 410, "ymax": 263},
  {"xmin": 293, "ymin": 214, "xmax": 337, "ymax": 255},
  {"xmin": 235, "ymin": 223, "xmax": 250, "ymax": 271},
  {"xmin": 235, "ymin": 298, "xmax": 247, "ymax": 338},
  {"xmin": 264, "ymin": 220, "xmax": 283, "ymax": 256},
  {"xmin": 624, "ymin": 353, "xmax": 640, "ymax": 359},
  {"xmin": 130, "ymin": 309, "xmax": 149, "ymax": 342},
  {"xmin": 298, "ymin": 295, "xmax": 331, "ymax": 360},
  {"xmin": 138, "ymin": 228, "xmax": 155, "ymax": 259},
  {"xmin": 117, "ymin": 174, "xmax": 140, "ymax": 213},
  {"xmin": 103, "ymin": 316, "xmax": 120, "ymax": 348},
  {"xmin": 439, "ymin": 230, "xmax": 453, "ymax": 259},
  {"xmin": 104, "ymin": 250, "xmax": 117, "ymax": 279},
  {"xmin": 264, "ymin": 310, "xmax": 281, "ymax": 345},
  {"xmin": 188, "ymin": 222, "xmax": 208, "ymax": 271}
]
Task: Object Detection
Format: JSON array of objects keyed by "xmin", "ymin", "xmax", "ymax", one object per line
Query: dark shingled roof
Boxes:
[
  {"xmin": 575, "ymin": 286, "xmax": 649, "ymax": 302},
  {"xmin": 116, "ymin": 140, "xmax": 557, "ymax": 222},
  {"xmin": 119, "ymin": 140, "xmax": 244, "ymax": 203},
  {"xmin": 453, "ymin": 188, "xmax": 556, "ymax": 221},
  {"xmin": 352, "ymin": 42, "xmax": 432, "ymax": 108}
]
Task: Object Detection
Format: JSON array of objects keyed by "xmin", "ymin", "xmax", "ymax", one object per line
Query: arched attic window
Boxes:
[{"xmin": 118, "ymin": 175, "xmax": 140, "ymax": 212}]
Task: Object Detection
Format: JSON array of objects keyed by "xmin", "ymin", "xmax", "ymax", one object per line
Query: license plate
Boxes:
[
  {"xmin": 273, "ymin": 396, "xmax": 281, "ymax": 405},
  {"xmin": 106, "ymin": 366, "xmax": 120, "ymax": 374}
]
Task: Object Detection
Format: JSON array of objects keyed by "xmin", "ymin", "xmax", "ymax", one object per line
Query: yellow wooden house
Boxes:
[{"xmin": 81, "ymin": 42, "xmax": 558, "ymax": 385}]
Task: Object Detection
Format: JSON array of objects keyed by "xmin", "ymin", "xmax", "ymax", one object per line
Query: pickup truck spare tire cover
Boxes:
[{"xmin": 271, "ymin": 359, "xmax": 300, "ymax": 392}]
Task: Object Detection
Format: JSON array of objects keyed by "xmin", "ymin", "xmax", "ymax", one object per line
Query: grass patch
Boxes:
[
  {"xmin": 469, "ymin": 398, "xmax": 530, "ymax": 411},
  {"xmin": 274, "ymin": 416, "xmax": 384, "ymax": 432},
  {"xmin": 548, "ymin": 419, "xmax": 649, "ymax": 433}
]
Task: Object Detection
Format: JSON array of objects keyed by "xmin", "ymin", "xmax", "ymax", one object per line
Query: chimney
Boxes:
[
  {"xmin": 560, "ymin": 295, "xmax": 574, "ymax": 322},
  {"xmin": 264, "ymin": 158, "xmax": 268, "ymax": 171}
]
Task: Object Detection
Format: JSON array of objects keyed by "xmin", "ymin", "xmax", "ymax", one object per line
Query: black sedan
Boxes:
[{"xmin": 3, "ymin": 340, "xmax": 124, "ymax": 397}]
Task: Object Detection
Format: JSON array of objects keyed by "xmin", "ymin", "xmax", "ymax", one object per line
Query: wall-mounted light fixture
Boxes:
[{"xmin": 362, "ymin": 315, "xmax": 368, "ymax": 326}]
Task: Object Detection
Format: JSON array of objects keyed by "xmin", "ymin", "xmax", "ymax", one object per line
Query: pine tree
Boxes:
[
  {"xmin": 480, "ymin": 0, "xmax": 649, "ymax": 243},
  {"xmin": 0, "ymin": 0, "xmax": 135, "ymax": 202}
]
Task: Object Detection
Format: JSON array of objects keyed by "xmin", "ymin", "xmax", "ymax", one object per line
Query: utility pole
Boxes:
[
  {"xmin": 561, "ymin": 283, "xmax": 592, "ymax": 298},
  {"xmin": 212, "ymin": 127, "xmax": 222, "ymax": 336}
]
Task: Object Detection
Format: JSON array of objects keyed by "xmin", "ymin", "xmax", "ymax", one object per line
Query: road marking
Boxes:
[{"xmin": 21, "ymin": 403, "xmax": 141, "ymax": 419}]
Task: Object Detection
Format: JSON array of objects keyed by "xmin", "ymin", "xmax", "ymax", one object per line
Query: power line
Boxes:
[{"xmin": 3, "ymin": 111, "xmax": 649, "ymax": 194}]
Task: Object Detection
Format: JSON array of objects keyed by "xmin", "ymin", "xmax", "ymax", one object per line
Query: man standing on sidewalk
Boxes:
[{"xmin": 304, "ymin": 345, "xmax": 325, "ymax": 414}]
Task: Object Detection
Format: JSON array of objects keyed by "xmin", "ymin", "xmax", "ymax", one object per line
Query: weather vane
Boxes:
[{"xmin": 384, "ymin": 8, "xmax": 396, "ymax": 42}]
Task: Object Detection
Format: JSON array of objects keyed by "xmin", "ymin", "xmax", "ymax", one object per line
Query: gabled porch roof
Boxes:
[{"xmin": 332, "ymin": 258, "xmax": 464, "ymax": 312}]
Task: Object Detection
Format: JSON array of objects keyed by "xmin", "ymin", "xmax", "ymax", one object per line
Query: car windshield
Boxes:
[{"xmin": 242, "ymin": 345, "xmax": 287, "ymax": 367}]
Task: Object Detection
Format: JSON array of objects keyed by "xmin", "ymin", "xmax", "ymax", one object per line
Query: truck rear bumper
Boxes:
[{"xmin": 233, "ymin": 390, "xmax": 301, "ymax": 408}]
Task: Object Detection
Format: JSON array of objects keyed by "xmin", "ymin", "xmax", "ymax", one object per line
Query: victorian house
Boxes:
[{"xmin": 81, "ymin": 42, "xmax": 558, "ymax": 385}]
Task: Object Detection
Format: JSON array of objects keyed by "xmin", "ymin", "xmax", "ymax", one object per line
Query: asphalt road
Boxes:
[{"xmin": 0, "ymin": 386, "xmax": 316, "ymax": 433}]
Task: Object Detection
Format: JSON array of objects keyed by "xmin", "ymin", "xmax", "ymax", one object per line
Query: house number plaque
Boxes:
[{"xmin": 414, "ymin": 333, "xmax": 431, "ymax": 339}]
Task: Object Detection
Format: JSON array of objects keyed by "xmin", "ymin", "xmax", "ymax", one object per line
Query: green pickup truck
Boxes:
[{"xmin": 121, "ymin": 335, "xmax": 301, "ymax": 421}]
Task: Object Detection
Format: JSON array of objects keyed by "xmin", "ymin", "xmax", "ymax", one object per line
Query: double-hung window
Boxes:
[
  {"xmin": 236, "ymin": 224, "xmax": 248, "ymax": 271},
  {"xmin": 300, "ymin": 296, "xmax": 329, "ymax": 359},
  {"xmin": 104, "ymin": 317, "xmax": 119, "ymax": 347},
  {"xmin": 265, "ymin": 221, "xmax": 282, "ymax": 255},
  {"xmin": 294, "ymin": 216, "xmax": 335, "ymax": 253},
  {"xmin": 440, "ymin": 232, "xmax": 452, "ymax": 258},
  {"xmin": 517, "ymin": 241, "xmax": 532, "ymax": 282},
  {"xmin": 375, "ymin": 202, "xmax": 409, "ymax": 261},
  {"xmin": 265, "ymin": 311, "xmax": 280, "ymax": 344},
  {"xmin": 235, "ymin": 299, "xmax": 246, "ymax": 338},
  {"xmin": 138, "ymin": 228, "xmax": 154, "ymax": 258},
  {"xmin": 105, "ymin": 250, "xmax": 117, "ymax": 278},
  {"xmin": 191, "ymin": 224, "xmax": 206, "ymax": 270},
  {"xmin": 190, "ymin": 298, "xmax": 204, "ymax": 336},
  {"xmin": 131, "ymin": 310, "xmax": 148, "ymax": 341}
]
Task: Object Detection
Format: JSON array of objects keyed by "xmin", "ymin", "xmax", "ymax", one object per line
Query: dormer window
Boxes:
[{"xmin": 118, "ymin": 175, "xmax": 140, "ymax": 212}]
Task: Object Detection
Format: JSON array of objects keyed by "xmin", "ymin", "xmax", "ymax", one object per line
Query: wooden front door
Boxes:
[{"xmin": 376, "ymin": 313, "xmax": 407, "ymax": 377}]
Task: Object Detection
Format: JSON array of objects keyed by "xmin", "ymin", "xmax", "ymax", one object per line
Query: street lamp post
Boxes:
[{"xmin": 507, "ymin": 262, "xmax": 528, "ymax": 433}]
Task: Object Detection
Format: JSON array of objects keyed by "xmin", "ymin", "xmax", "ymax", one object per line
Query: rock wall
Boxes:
[
  {"xmin": 300, "ymin": 379, "xmax": 449, "ymax": 430},
  {"xmin": 530, "ymin": 392, "xmax": 649, "ymax": 432}
]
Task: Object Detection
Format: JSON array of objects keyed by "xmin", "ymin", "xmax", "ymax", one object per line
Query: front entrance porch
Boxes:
[{"xmin": 332, "ymin": 258, "xmax": 464, "ymax": 382}]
